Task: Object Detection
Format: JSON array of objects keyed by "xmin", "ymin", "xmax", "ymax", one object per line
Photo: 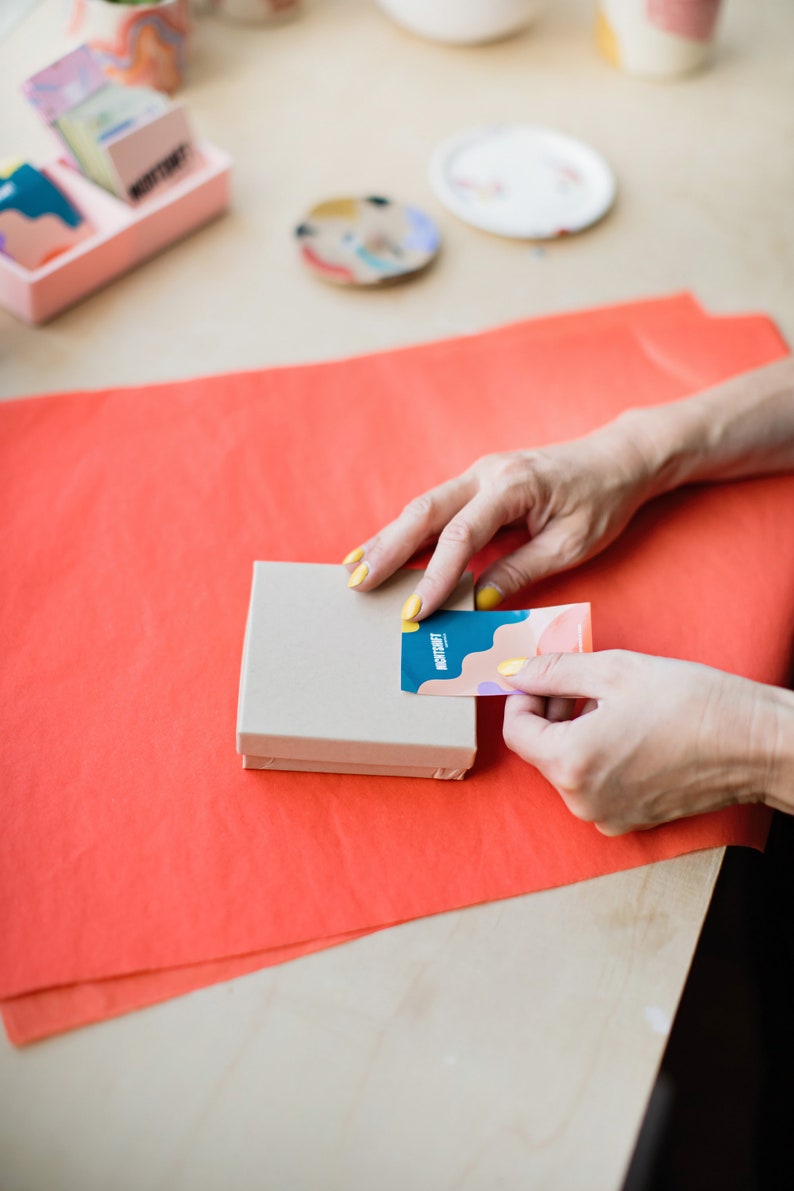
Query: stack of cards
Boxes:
[
  {"xmin": 22, "ymin": 45, "xmax": 195, "ymax": 205},
  {"xmin": 56, "ymin": 81, "xmax": 170, "ymax": 197}
]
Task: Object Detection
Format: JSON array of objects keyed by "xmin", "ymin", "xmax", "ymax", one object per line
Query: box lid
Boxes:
[{"xmin": 236, "ymin": 562, "xmax": 477, "ymax": 773}]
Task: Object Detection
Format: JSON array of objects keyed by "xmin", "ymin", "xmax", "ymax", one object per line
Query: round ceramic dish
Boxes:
[
  {"xmin": 429, "ymin": 123, "xmax": 617, "ymax": 239},
  {"xmin": 294, "ymin": 195, "xmax": 441, "ymax": 286}
]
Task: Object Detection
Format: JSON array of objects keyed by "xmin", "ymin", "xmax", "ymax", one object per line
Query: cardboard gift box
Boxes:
[{"xmin": 237, "ymin": 562, "xmax": 478, "ymax": 779}]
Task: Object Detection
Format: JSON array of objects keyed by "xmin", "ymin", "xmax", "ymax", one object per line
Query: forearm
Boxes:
[
  {"xmin": 608, "ymin": 356, "xmax": 794, "ymax": 499},
  {"xmin": 762, "ymin": 682, "xmax": 794, "ymax": 817}
]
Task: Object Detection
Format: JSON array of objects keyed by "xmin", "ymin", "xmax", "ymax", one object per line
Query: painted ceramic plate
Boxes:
[
  {"xmin": 429, "ymin": 124, "xmax": 617, "ymax": 239},
  {"xmin": 294, "ymin": 195, "xmax": 441, "ymax": 286}
]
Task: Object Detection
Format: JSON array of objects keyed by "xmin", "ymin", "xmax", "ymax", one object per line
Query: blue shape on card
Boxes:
[
  {"xmin": 401, "ymin": 608, "xmax": 531, "ymax": 693},
  {"xmin": 0, "ymin": 164, "xmax": 84, "ymax": 227}
]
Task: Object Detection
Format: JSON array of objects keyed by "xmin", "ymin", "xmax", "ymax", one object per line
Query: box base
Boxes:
[{"xmin": 242, "ymin": 755, "xmax": 469, "ymax": 779}]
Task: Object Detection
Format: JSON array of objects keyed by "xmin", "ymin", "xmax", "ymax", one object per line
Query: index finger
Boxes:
[
  {"xmin": 406, "ymin": 488, "xmax": 524, "ymax": 618},
  {"xmin": 344, "ymin": 472, "xmax": 477, "ymax": 595}
]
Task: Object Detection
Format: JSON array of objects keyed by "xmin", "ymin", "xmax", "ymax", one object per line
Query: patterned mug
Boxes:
[
  {"xmin": 67, "ymin": 0, "xmax": 191, "ymax": 94},
  {"xmin": 201, "ymin": 0, "xmax": 302, "ymax": 23},
  {"xmin": 596, "ymin": 0, "xmax": 723, "ymax": 78}
]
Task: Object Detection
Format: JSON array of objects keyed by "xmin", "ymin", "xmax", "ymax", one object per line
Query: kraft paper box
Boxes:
[{"xmin": 237, "ymin": 562, "xmax": 477, "ymax": 779}]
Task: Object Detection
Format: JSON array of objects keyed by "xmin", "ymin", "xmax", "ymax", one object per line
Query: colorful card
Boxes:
[
  {"xmin": 0, "ymin": 161, "xmax": 93, "ymax": 269},
  {"xmin": 401, "ymin": 603, "xmax": 592, "ymax": 695},
  {"xmin": 21, "ymin": 44, "xmax": 108, "ymax": 125}
]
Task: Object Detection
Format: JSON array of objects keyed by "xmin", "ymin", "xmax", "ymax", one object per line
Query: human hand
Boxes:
[
  {"xmin": 500, "ymin": 650, "xmax": 780, "ymax": 834},
  {"xmin": 342, "ymin": 423, "xmax": 655, "ymax": 621}
]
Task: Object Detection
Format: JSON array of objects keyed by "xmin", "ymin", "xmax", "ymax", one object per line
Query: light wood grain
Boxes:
[{"xmin": 0, "ymin": 854, "xmax": 722, "ymax": 1191}]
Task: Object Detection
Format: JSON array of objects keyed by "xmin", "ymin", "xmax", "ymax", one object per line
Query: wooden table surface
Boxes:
[{"xmin": 1, "ymin": 1, "xmax": 791, "ymax": 1188}]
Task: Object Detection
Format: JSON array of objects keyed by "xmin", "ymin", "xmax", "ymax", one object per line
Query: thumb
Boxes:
[{"xmin": 498, "ymin": 651, "xmax": 605, "ymax": 700}]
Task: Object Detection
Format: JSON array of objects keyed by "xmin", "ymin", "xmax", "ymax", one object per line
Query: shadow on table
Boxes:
[{"xmin": 623, "ymin": 810, "xmax": 794, "ymax": 1191}]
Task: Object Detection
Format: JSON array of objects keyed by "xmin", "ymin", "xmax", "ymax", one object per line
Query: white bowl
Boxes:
[{"xmin": 375, "ymin": 0, "xmax": 549, "ymax": 45}]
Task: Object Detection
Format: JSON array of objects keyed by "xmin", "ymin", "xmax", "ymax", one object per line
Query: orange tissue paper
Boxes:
[{"xmin": 1, "ymin": 294, "xmax": 792, "ymax": 1044}]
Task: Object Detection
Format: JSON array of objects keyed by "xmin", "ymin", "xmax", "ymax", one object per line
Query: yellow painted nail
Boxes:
[
  {"xmin": 348, "ymin": 562, "xmax": 369, "ymax": 588},
  {"xmin": 476, "ymin": 584, "xmax": 503, "ymax": 611},
  {"xmin": 401, "ymin": 593, "xmax": 422, "ymax": 621},
  {"xmin": 342, "ymin": 546, "xmax": 364, "ymax": 566},
  {"xmin": 497, "ymin": 657, "xmax": 528, "ymax": 677}
]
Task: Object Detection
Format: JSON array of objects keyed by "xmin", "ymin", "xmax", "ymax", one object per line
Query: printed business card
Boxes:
[{"xmin": 401, "ymin": 603, "xmax": 592, "ymax": 695}]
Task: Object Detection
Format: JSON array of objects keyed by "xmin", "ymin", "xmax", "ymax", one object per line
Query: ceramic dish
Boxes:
[
  {"xmin": 294, "ymin": 195, "xmax": 440, "ymax": 286},
  {"xmin": 374, "ymin": 0, "xmax": 548, "ymax": 45},
  {"xmin": 429, "ymin": 123, "xmax": 617, "ymax": 239}
]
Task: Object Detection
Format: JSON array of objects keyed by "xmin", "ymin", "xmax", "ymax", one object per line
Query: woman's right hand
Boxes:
[
  {"xmin": 343, "ymin": 416, "xmax": 659, "ymax": 620},
  {"xmin": 500, "ymin": 649, "xmax": 794, "ymax": 834}
]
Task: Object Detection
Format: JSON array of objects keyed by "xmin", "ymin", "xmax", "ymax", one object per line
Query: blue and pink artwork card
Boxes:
[
  {"xmin": 0, "ymin": 162, "xmax": 92, "ymax": 269},
  {"xmin": 401, "ymin": 603, "xmax": 592, "ymax": 695}
]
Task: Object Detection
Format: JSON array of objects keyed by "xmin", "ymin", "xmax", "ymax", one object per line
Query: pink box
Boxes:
[{"xmin": 0, "ymin": 140, "xmax": 231, "ymax": 324}]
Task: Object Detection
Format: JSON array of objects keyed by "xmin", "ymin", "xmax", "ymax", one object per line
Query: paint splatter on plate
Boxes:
[
  {"xmin": 294, "ymin": 195, "xmax": 441, "ymax": 286},
  {"xmin": 429, "ymin": 124, "xmax": 616, "ymax": 239}
]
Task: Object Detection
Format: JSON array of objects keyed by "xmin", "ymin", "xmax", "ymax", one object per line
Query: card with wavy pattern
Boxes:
[{"xmin": 402, "ymin": 604, "xmax": 592, "ymax": 695}]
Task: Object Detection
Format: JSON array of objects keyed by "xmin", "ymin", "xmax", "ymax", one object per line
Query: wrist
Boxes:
[
  {"xmin": 602, "ymin": 356, "xmax": 794, "ymax": 498},
  {"xmin": 606, "ymin": 403, "xmax": 712, "ymax": 501},
  {"xmin": 589, "ymin": 411, "xmax": 677, "ymax": 508}
]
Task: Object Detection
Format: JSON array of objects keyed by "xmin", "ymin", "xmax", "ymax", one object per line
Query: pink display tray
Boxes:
[{"xmin": 0, "ymin": 141, "xmax": 231, "ymax": 324}]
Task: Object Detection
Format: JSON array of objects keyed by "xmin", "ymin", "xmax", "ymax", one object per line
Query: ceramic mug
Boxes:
[
  {"xmin": 374, "ymin": 0, "xmax": 549, "ymax": 46},
  {"xmin": 596, "ymin": 0, "xmax": 723, "ymax": 78},
  {"xmin": 67, "ymin": 0, "xmax": 191, "ymax": 94},
  {"xmin": 201, "ymin": 0, "xmax": 302, "ymax": 23}
]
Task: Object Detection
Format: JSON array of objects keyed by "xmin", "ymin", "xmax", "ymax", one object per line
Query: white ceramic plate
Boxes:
[{"xmin": 429, "ymin": 123, "xmax": 617, "ymax": 239}]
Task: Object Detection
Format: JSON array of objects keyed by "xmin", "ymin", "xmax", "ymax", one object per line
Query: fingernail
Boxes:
[
  {"xmin": 348, "ymin": 562, "xmax": 369, "ymax": 589},
  {"xmin": 401, "ymin": 593, "xmax": 422, "ymax": 621},
  {"xmin": 475, "ymin": 584, "xmax": 503, "ymax": 611},
  {"xmin": 342, "ymin": 546, "xmax": 364, "ymax": 566},
  {"xmin": 497, "ymin": 657, "xmax": 528, "ymax": 677}
]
